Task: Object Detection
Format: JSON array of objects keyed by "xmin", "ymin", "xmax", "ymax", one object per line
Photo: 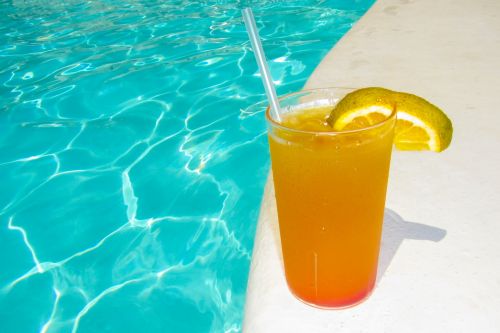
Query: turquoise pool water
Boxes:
[{"xmin": 0, "ymin": 0, "xmax": 373, "ymax": 332}]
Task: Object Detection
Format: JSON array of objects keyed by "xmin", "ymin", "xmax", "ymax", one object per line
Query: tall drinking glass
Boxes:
[{"xmin": 266, "ymin": 87, "xmax": 396, "ymax": 308}]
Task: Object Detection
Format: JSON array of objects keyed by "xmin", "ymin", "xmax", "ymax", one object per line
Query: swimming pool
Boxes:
[{"xmin": 0, "ymin": 0, "xmax": 373, "ymax": 332}]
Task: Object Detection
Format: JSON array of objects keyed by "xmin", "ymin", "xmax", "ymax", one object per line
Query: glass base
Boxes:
[{"xmin": 287, "ymin": 282, "xmax": 376, "ymax": 310}]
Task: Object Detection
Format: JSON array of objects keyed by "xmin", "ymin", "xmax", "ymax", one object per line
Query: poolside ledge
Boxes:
[{"xmin": 243, "ymin": 0, "xmax": 500, "ymax": 331}]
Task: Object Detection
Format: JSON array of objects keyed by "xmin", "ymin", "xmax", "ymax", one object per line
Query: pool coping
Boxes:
[{"xmin": 243, "ymin": 0, "xmax": 500, "ymax": 331}]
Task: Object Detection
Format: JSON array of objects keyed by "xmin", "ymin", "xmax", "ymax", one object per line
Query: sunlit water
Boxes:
[{"xmin": 0, "ymin": 0, "xmax": 373, "ymax": 332}]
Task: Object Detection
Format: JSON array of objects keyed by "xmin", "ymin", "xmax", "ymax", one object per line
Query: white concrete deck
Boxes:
[{"xmin": 243, "ymin": 0, "xmax": 500, "ymax": 332}]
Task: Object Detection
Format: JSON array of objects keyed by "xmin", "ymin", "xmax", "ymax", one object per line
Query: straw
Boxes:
[{"xmin": 242, "ymin": 7, "xmax": 281, "ymax": 122}]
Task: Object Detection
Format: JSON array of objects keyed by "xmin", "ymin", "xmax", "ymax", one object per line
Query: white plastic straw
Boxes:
[{"xmin": 242, "ymin": 7, "xmax": 281, "ymax": 122}]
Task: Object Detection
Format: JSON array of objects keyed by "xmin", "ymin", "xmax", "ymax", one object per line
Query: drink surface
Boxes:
[
  {"xmin": 268, "ymin": 105, "xmax": 395, "ymax": 308},
  {"xmin": 280, "ymin": 106, "xmax": 334, "ymax": 132}
]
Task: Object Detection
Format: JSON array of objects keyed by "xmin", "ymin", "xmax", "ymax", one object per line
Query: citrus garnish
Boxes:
[{"xmin": 326, "ymin": 87, "xmax": 453, "ymax": 152}]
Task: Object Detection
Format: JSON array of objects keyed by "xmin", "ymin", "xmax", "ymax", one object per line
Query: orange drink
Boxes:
[{"xmin": 266, "ymin": 88, "xmax": 396, "ymax": 308}]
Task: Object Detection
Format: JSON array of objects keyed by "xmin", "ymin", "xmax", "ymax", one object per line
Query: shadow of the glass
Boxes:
[{"xmin": 377, "ymin": 208, "xmax": 447, "ymax": 282}]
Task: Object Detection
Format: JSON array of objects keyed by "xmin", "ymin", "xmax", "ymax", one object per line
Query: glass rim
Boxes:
[{"xmin": 265, "ymin": 87, "xmax": 397, "ymax": 136}]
